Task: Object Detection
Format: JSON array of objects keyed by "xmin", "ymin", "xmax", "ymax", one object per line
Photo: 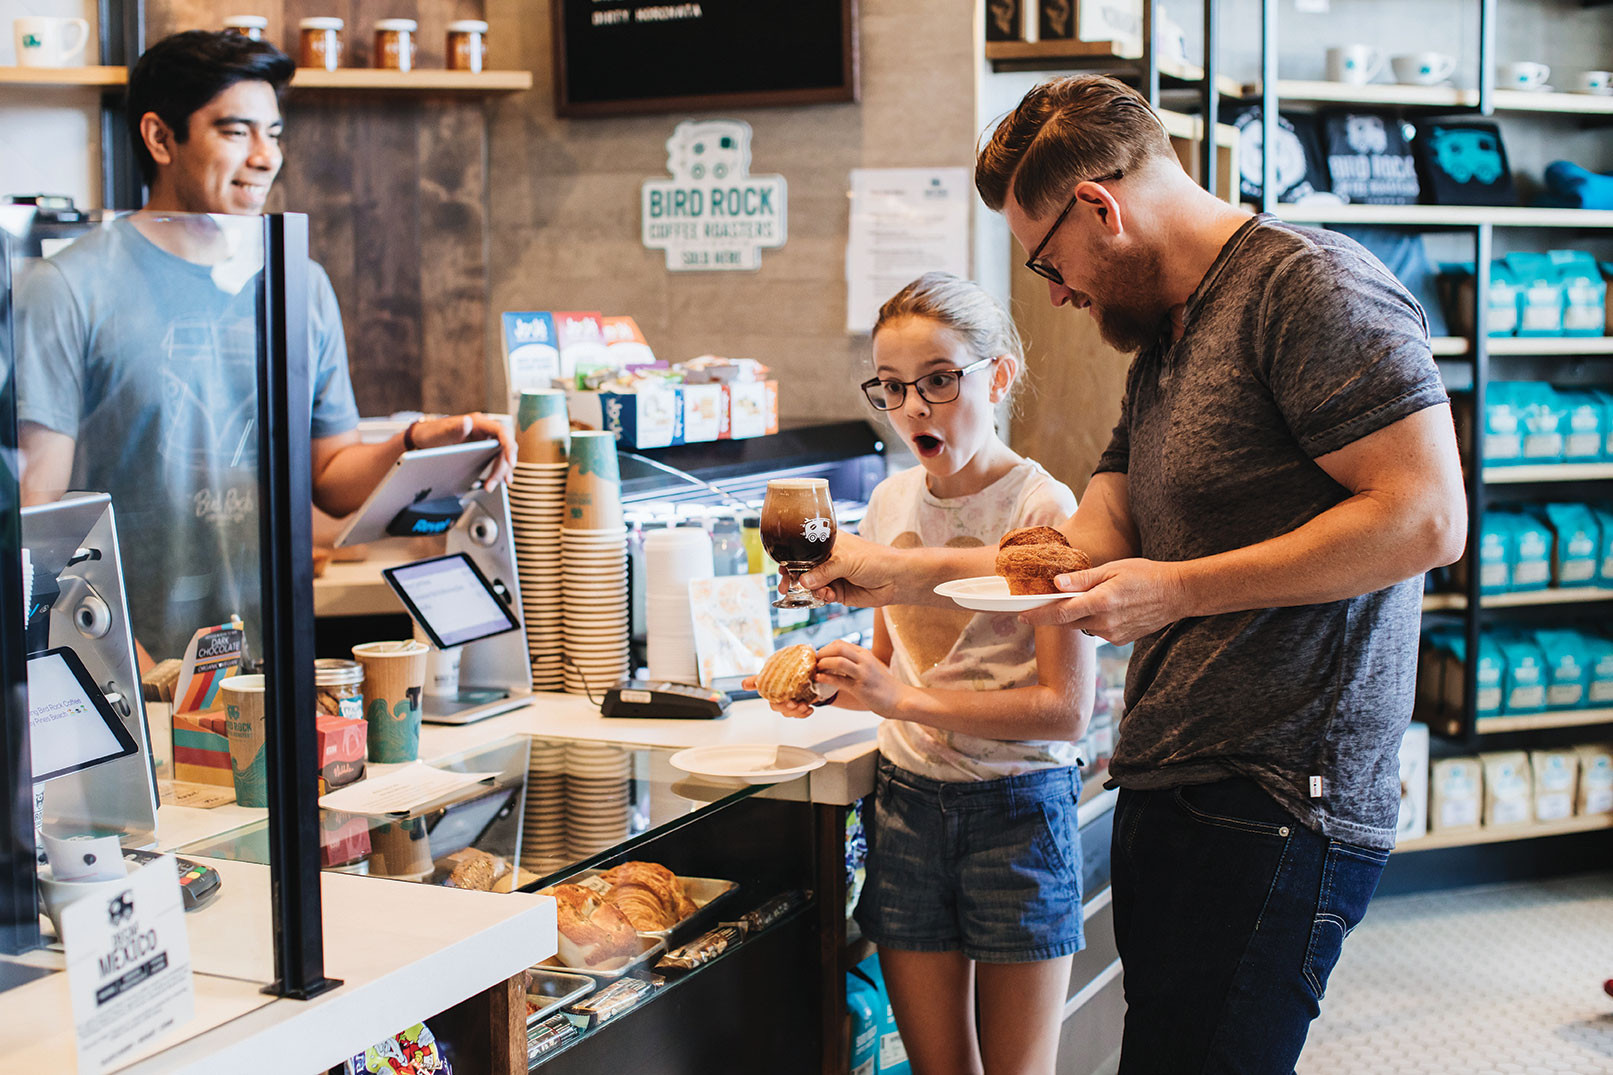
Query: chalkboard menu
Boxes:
[{"xmin": 552, "ymin": 0, "xmax": 858, "ymax": 117}]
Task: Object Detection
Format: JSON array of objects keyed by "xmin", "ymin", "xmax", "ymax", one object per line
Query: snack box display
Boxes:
[
  {"xmin": 171, "ymin": 712, "xmax": 233, "ymax": 788},
  {"xmin": 1479, "ymin": 751, "xmax": 1534, "ymax": 828},
  {"xmin": 1575, "ymin": 744, "xmax": 1613, "ymax": 815},
  {"xmin": 720, "ymin": 380, "xmax": 780, "ymax": 439},
  {"xmin": 1530, "ymin": 749, "xmax": 1578, "ymax": 822},
  {"xmin": 316, "ymin": 712, "xmax": 366, "ymax": 794},
  {"xmin": 569, "ymin": 383, "xmax": 681, "ymax": 448},
  {"xmin": 1429, "ymin": 756, "xmax": 1483, "ymax": 833}
]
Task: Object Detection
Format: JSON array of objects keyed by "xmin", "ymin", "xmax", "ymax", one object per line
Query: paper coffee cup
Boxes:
[
  {"xmin": 564, "ymin": 430, "xmax": 623, "ymax": 531},
  {"xmin": 516, "ymin": 391, "xmax": 571, "ymax": 464},
  {"xmin": 352, "ymin": 640, "xmax": 429, "ymax": 762},
  {"xmin": 220, "ymin": 674, "xmax": 269, "ymax": 808},
  {"xmin": 370, "ymin": 817, "xmax": 432, "ymax": 879}
]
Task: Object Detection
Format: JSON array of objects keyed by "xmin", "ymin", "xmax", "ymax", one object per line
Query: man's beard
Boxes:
[{"xmin": 1085, "ymin": 245, "xmax": 1170, "ymax": 354}]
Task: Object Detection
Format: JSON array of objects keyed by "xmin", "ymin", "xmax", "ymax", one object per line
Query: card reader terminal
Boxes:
[
  {"xmin": 601, "ymin": 681, "xmax": 730, "ymax": 720},
  {"xmin": 122, "ymin": 847, "xmax": 223, "ymax": 912}
]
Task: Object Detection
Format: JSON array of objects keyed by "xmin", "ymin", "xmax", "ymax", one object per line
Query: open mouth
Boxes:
[{"xmin": 912, "ymin": 434, "xmax": 943, "ymax": 458}]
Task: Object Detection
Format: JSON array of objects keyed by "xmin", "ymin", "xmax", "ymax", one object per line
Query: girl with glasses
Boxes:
[{"xmin": 756, "ymin": 272, "xmax": 1095, "ymax": 1075}]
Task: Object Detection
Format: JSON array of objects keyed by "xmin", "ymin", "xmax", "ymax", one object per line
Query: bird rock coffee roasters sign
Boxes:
[{"xmin": 642, "ymin": 119, "xmax": 787, "ymax": 271}]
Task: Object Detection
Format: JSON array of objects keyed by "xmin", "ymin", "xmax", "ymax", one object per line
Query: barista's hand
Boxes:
[
  {"xmin": 812, "ymin": 640, "xmax": 907, "ymax": 719},
  {"xmin": 793, "ymin": 532, "xmax": 904, "ymax": 608},
  {"xmin": 409, "ymin": 413, "xmax": 516, "ymax": 489},
  {"xmin": 739, "ymin": 676, "xmax": 815, "ymax": 719},
  {"xmin": 1019, "ymin": 557, "xmax": 1189, "ymax": 646}
]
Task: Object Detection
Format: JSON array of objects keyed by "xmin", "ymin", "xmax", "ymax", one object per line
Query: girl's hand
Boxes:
[
  {"xmin": 740, "ymin": 676, "xmax": 816, "ymax": 719},
  {"xmin": 812, "ymin": 640, "xmax": 909, "ymax": 719}
]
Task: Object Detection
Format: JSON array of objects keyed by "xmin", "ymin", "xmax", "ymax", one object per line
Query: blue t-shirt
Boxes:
[{"xmin": 16, "ymin": 217, "xmax": 359, "ymax": 660}]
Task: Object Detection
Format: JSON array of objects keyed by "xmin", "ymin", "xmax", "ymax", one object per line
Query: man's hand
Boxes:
[
  {"xmin": 793, "ymin": 532, "xmax": 907, "ymax": 608},
  {"xmin": 410, "ymin": 413, "xmax": 515, "ymax": 489},
  {"xmin": 1019, "ymin": 557, "xmax": 1190, "ymax": 645}
]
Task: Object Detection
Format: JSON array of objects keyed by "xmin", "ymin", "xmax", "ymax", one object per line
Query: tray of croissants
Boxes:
[{"xmin": 539, "ymin": 861, "xmax": 738, "ymax": 977}]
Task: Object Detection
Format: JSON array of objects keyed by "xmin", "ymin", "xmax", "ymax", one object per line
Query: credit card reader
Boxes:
[{"xmin": 601, "ymin": 681, "xmax": 730, "ymax": 720}]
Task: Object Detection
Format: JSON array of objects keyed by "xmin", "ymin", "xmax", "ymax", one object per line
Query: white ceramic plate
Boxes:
[
  {"xmin": 934, "ymin": 576, "xmax": 1068, "ymax": 613},
  {"xmin": 668, "ymin": 743, "xmax": 827, "ymax": 786}
]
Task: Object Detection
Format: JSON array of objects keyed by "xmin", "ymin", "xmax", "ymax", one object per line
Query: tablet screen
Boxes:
[
  {"xmin": 384, "ymin": 554, "xmax": 521, "ymax": 649},
  {"xmin": 29, "ymin": 648, "xmax": 140, "ymax": 783}
]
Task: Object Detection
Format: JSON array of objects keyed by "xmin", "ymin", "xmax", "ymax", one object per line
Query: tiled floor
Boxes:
[{"xmin": 1298, "ymin": 872, "xmax": 1613, "ymax": 1074}]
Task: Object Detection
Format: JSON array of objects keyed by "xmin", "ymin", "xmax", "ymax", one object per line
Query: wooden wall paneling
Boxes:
[
  {"xmin": 1008, "ymin": 261, "xmax": 1130, "ymax": 500},
  {"xmin": 417, "ymin": 97, "xmax": 490, "ymax": 415},
  {"xmin": 283, "ymin": 99, "xmax": 361, "ymax": 375}
]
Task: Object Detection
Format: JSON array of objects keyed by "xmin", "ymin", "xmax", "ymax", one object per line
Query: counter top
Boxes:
[
  {"xmin": 418, "ymin": 690, "xmax": 883, "ymax": 805},
  {"xmin": 12, "ymin": 861, "xmax": 555, "ymax": 1074}
]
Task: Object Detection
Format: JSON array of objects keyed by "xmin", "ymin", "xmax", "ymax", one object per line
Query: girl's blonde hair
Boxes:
[{"xmin": 873, "ymin": 272, "xmax": 1025, "ymax": 370}]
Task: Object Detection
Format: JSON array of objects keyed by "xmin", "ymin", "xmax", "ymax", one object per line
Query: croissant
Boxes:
[
  {"xmin": 600, "ymin": 861, "xmax": 697, "ymax": 920},
  {"xmin": 755, "ymin": 644, "xmax": 821, "ymax": 706},
  {"xmin": 608, "ymin": 881, "xmax": 675, "ymax": 932}
]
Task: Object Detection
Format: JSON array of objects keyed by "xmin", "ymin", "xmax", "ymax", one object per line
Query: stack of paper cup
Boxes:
[
  {"xmin": 521, "ymin": 738, "xmax": 569, "ymax": 875},
  {"xmin": 560, "ymin": 429, "xmax": 628, "ymax": 696},
  {"xmin": 565, "ymin": 741, "xmax": 633, "ymax": 857},
  {"xmin": 510, "ymin": 392, "xmax": 570, "ymax": 691},
  {"xmin": 645, "ymin": 526, "xmax": 714, "ymax": 684}
]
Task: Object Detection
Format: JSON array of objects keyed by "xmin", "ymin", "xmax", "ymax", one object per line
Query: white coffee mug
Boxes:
[
  {"xmin": 1326, "ymin": 45, "xmax": 1383, "ymax": 86},
  {"xmin": 13, "ymin": 16, "xmax": 89, "ymax": 67},
  {"xmin": 1500, "ymin": 61, "xmax": 1550, "ymax": 90},
  {"xmin": 1391, "ymin": 52, "xmax": 1458, "ymax": 86},
  {"xmin": 1576, "ymin": 69, "xmax": 1611, "ymax": 95}
]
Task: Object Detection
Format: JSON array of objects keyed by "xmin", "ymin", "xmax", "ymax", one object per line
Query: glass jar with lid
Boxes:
[
  {"xmin": 298, "ymin": 17, "xmax": 344, "ymax": 71},
  {"xmin": 373, "ymin": 18, "xmax": 417, "ymax": 71},
  {"xmin": 446, "ymin": 19, "xmax": 488, "ymax": 73},
  {"xmin": 222, "ymin": 15, "xmax": 268, "ymax": 40},
  {"xmin": 314, "ymin": 658, "xmax": 365, "ymax": 721}
]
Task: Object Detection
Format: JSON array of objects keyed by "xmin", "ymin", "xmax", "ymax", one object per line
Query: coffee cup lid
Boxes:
[
  {"xmin": 220, "ymin": 673, "xmax": 266, "ymax": 693},
  {"xmin": 448, "ymin": 19, "xmax": 489, "ymax": 32},
  {"xmin": 353, "ymin": 639, "xmax": 429, "ymax": 657},
  {"xmin": 300, "ymin": 16, "xmax": 345, "ymax": 29},
  {"xmin": 375, "ymin": 18, "xmax": 418, "ymax": 31}
]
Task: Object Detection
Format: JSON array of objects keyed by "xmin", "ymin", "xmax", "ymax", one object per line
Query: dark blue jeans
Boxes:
[{"xmin": 1111, "ymin": 778, "xmax": 1390, "ymax": 1074}]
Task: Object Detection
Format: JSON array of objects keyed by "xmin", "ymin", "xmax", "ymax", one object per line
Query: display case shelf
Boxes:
[
  {"xmin": 1422, "ymin": 586, "xmax": 1613, "ymax": 611},
  {"xmin": 1274, "ymin": 204, "xmax": 1613, "ymax": 228},
  {"xmin": 1483, "ymin": 463, "xmax": 1613, "ymax": 484},
  {"xmin": 1475, "ymin": 707, "xmax": 1613, "ymax": 733},
  {"xmin": 0, "ymin": 65, "xmax": 533, "ymax": 93},
  {"xmin": 1393, "ymin": 812, "xmax": 1613, "ymax": 853},
  {"xmin": 1240, "ymin": 80, "xmax": 1613, "ymax": 116},
  {"xmin": 1431, "ymin": 336, "xmax": 1613, "ymax": 356}
]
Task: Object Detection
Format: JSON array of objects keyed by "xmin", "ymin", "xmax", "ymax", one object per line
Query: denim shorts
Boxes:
[{"xmin": 854, "ymin": 756, "xmax": 1085, "ymax": 963}]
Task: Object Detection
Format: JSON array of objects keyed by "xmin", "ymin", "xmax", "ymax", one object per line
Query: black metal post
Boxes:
[
  {"xmin": 1462, "ymin": 223, "xmax": 1492, "ymax": 745},
  {"xmin": 1260, "ymin": 0, "xmax": 1277, "ymax": 212},
  {"xmin": 1200, "ymin": 0, "xmax": 1218, "ymax": 197},
  {"xmin": 258, "ymin": 213, "xmax": 340, "ymax": 1000},
  {"xmin": 98, "ymin": 0, "xmax": 144, "ymax": 210},
  {"xmin": 1141, "ymin": 0, "xmax": 1158, "ymax": 108},
  {"xmin": 0, "ymin": 232, "xmax": 40, "ymax": 956}
]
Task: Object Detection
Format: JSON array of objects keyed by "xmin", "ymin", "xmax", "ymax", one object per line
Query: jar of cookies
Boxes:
[
  {"xmin": 373, "ymin": 18, "xmax": 417, "ymax": 71},
  {"xmin": 314, "ymin": 658, "xmax": 365, "ymax": 721},
  {"xmin": 446, "ymin": 20, "xmax": 487, "ymax": 73},
  {"xmin": 222, "ymin": 15, "xmax": 268, "ymax": 40},
  {"xmin": 298, "ymin": 17, "xmax": 344, "ymax": 71}
]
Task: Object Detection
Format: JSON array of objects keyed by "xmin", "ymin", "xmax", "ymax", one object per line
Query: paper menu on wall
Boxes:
[
  {"xmin": 689, "ymin": 575, "xmax": 773, "ymax": 686},
  {"xmin": 845, "ymin": 168, "xmax": 971, "ymax": 334}
]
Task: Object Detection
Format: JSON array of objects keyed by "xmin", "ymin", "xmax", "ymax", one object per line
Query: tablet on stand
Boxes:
[{"xmin": 336, "ymin": 442, "xmax": 531, "ymax": 724}]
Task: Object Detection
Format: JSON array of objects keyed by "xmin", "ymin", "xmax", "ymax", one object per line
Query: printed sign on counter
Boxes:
[
  {"xmin": 642, "ymin": 119, "xmax": 787, "ymax": 272},
  {"xmin": 63, "ymin": 854, "xmax": 194, "ymax": 1074}
]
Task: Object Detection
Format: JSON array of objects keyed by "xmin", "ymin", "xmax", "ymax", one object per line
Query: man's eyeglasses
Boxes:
[
  {"xmin": 859, "ymin": 357, "xmax": 997, "ymax": 411},
  {"xmin": 1023, "ymin": 169, "xmax": 1123, "ymax": 286}
]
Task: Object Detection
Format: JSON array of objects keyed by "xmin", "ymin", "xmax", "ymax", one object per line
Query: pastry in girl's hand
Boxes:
[
  {"xmin": 755, "ymin": 644, "xmax": 834, "ymax": 706},
  {"xmin": 994, "ymin": 526, "xmax": 1091, "ymax": 595}
]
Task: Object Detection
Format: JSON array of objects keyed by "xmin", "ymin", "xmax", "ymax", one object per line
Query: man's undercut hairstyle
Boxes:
[
  {"xmin": 975, "ymin": 74, "xmax": 1176, "ymax": 217},
  {"xmin": 126, "ymin": 30, "xmax": 294, "ymax": 185}
]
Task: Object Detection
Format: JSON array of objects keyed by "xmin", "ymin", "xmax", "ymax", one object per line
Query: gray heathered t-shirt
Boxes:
[
  {"xmin": 1096, "ymin": 214, "xmax": 1448, "ymax": 850},
  {"xmin": 16, "ymin": 218, "xmax": 359, "ymax": 660}
]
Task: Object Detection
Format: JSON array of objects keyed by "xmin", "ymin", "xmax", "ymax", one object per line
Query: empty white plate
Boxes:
[
  {"xmin": 669, "ymin": 743, "xmax": 827, "ymax": 785},
  {"xmin": 934, "ymin": 576, "xmax": 1069, "ymax": 613}
]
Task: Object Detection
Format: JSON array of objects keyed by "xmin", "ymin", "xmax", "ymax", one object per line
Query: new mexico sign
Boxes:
[{"xmin": 642, "ymin": 119, "xmax": 787, "ymax": 272}]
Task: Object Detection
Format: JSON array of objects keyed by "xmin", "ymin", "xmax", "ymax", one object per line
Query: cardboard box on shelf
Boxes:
[
  {"xmin": 317, "ymin": 713, "xmax": 367, "ymax": 795},
  {"xmin": 1574, "ymin": 743, "xmax": 1613, "ymax": 815},
  {"xmin": 1429, "ymin": 756, "xmax": 1483, "ymax": 833},
  {"xmin": 1478, "ymin": 751, "xmax": 1534, "ymax": 828},
  {"xmin": 1529, "ymin": 749, "xmax": 1579, "ymax": 822},
  {"xmin": 1397, "ymin": 722, "xmax": 1430, "ymax": 841}
]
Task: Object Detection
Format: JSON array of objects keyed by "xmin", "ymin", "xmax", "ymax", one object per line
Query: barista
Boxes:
[{"xmin": 14, "ymin": 31, "xmax": 513, "ymax": 665}]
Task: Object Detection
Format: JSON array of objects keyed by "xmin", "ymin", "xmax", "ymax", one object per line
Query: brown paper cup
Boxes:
[
  {"xmin": 516, "ymin": 391, "xmax": 571, "ymax": 464},
  {"xmin": 370, "ymin": 817, "xmax": 433, "ymax": 879},
  {"xmin": 352, "ymin": 640, "xmax": 429, "ymax": 762},
  {"xmin": 564, "ymin": 430, "xmax": 623, "ymax": 530},
  {"xmin": 220, "ymin": 674, "xmax": 268, "ymax": 807}
]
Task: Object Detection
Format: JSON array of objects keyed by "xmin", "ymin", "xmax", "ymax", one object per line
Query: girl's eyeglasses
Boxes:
[{"xmin": 859, "ymin": 356, "xmax": 997, "ymax": 411}]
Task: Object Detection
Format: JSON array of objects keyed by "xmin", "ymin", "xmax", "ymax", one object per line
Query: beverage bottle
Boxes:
[{"xmin": 710, "ymin": 513, "xmax": 749, "ymax": 576}]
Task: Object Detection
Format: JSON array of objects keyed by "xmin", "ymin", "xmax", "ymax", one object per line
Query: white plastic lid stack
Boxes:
[{"xmin": 645, "ymin": 527, "xmax": 713, "ymax": 682}]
